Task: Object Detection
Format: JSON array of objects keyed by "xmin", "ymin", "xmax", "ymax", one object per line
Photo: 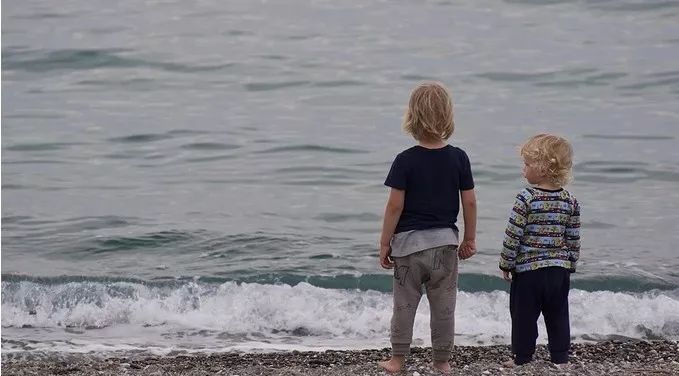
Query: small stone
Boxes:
[
  {"xmin": 483, "ymin": 371, "xmax": 490, "ymax": 375},
  {"xmin": 413, "ymin": 372, "xmax": 421, "ymax": 376}
]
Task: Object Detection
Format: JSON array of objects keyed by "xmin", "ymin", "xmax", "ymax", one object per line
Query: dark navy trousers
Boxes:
[{"xmin": 510, "ymin": 266, "xmax": 571, "ymax": 365}]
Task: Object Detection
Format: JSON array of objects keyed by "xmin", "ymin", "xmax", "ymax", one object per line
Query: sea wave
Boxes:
[{"xmin": 2, "ymin": 278, "xmax": 678, "ymax": 353}]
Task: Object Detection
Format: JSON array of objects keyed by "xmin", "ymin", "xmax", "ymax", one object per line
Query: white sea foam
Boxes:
[{"xmin": 2, "ymin": 281, "xmax": 678, "ymax": 354}]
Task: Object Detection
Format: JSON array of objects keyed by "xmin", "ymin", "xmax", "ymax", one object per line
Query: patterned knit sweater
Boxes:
[{"xmin": 499, "ymin": 187, "xmax": 581, "ymax": 273}]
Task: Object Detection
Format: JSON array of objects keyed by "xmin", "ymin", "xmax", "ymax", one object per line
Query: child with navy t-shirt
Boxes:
[{"xmin": 377, "ymin": 82, "xmax": 477, "ymax": 374}]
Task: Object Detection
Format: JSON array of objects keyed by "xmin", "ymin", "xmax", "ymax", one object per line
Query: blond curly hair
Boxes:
[
  {"xmin": 402, "ymin": 82, "xmax": 454, "ymax": 142},
  {"xmin": 520, "ymin": 134, "xmax": 574, "ymax": 187}
]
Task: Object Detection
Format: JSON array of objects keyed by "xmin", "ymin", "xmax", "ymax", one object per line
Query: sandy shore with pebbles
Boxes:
[{"xmin": 3, "ymin": 340, "xmax": 679, "ymax": 376}]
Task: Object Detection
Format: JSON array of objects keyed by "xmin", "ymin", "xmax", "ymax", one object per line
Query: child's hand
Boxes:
[
  {"xmin": 458, "ymin": 239, "xmax": 476, "ymax": 260},
  {"xmin": 379, "ymin": 245, "xmax": 395, "ymax": 269},
  {"xmin": 502, "ymin": 271, "xmax": 512, "ymax": 282}
]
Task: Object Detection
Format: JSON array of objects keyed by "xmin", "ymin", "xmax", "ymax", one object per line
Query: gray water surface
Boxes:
[{"xmin": 3, "ymin": 0, "xmax": 679, "ymax": 286}]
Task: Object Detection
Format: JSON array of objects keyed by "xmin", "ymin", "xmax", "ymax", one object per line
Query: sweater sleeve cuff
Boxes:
[{"xmin": 499, "ymin": 262, "xmax": 514, "ymax": 272}]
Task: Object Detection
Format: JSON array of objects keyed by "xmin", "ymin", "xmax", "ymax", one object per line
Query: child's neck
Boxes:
[
  {"xmin": 533, "ymin": 182, "xmax": 562, "ymax": 191},
  {"xmin": 418, "ymin": 139, "xmax": 446, "ymax": 149}
]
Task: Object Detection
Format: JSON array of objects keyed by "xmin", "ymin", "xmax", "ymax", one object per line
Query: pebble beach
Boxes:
[{"xmin": 3, "ymin": 340, "xmax": 679, "ymax": 376}]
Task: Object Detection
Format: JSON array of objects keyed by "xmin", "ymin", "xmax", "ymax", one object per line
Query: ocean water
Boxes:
[{"xmin": 2, "ymin": 0, "xmax": 679, "ymax": 355}]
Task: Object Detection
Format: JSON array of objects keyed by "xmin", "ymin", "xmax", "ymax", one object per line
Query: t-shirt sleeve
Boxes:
[
  {"xmin": 459, "ymin": 149, "xmax": 475, "ymax": 191},
  {"xmin": 384, "ymin": 154, "xmax": 407, "ymax": 190}
]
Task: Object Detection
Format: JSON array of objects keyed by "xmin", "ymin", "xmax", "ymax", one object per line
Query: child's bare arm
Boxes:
[
  {"xmin": 380, "ymin": 188, "xmax": 405, "ymax": 246},
  {"xmin": 459, "ymin": 189, "xmax": 477, "ymax": 259},
  {"xmin": 461, "ymin": 189, "xmax": 477, "ymax": 242},
  {"xmin": 379, "ymin": 188, "xmax": 405, "ymax": 268}
]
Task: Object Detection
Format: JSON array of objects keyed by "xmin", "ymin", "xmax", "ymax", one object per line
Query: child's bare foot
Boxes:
[
  {"xmin": 377, "ymin": 356, "xmax": 405, "ymax": 374},
  {"xmin": 501, "ymin": 359, "xmax": 516, "ymax": 368},
  {"xmin": 433, "ymin": 360, "xmax": 452, "ymax": 374},
  {"xmin": 555, "ymin": 362, "xmax": 571, "ymax": 369}
]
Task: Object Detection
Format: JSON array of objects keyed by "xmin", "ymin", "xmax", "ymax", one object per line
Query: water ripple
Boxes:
[
  {"xmin": 184, "ymin": 155, "xmax": 237, "ymax": 163},
  {"xmin": 582, "ymin": 134, "xmax": 675, "ymax": 140},
  {"xmin": 180, "ymin": 142, "xmax": 240, "ymax": 151},
  {"xmin": 243, "ymin": 81, "xmax": 310, "ymax": 91},
  {"xmin": 2, "ymin": 49, "xmax": 235, "ymax": 73},
  {"xmin": 4, "ymin": 142, "xmax": 85, "ymax": 152},
  {"xmin": 259, "ymin": 145, "xmax": 367, "ymax": 154},
  {"xmin": 314, "ymin": 213, "xmax": 381, "ymax": 223},
  {"xmin": 504, "ymin": 0, "xmax": 679, "ymax": 13},
  {"xmin": 477, "ymin": 68, "xmax": 627, "ymax": 88},
  {"xmin": 312, "ymin": 80, "xmax": 364, "ymax": 88},
  {"xmin": 619, "ymin": 76, "xmax": 679, "ymax": 91},
  {"xmin": 108, "ymin": 133, "xmax": 173, "ymax": 143},
  {"xmin": 576, "ymin": 161, "xmax": 679, "ymax": 183}
]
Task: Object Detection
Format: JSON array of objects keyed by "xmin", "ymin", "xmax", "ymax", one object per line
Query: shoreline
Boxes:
[{"xmin": 3, "ymin": 340, "xmax": 679, "ymax": 375}]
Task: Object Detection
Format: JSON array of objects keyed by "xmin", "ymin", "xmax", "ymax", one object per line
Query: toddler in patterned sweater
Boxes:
[{"xmin": 499, "ymin": 134, "xmax": 581, "ymax": 366}]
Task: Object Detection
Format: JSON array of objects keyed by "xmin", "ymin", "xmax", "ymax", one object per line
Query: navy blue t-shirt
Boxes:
[{"xmin": 384, "ymin": 145, "xmax": 474, "ymax": 234}]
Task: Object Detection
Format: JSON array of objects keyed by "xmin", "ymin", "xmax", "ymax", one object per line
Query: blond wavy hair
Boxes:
[
  {"xmin": 520, "ymin": 134, "xmax": 574, "ymax": 187},
  {"xmin": 402, "ymin": 82, "xmax": 454, "ymax": 142}
]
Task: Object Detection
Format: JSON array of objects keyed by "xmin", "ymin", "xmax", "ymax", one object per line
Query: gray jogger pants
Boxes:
[{"xmin": 390, "ymin": 245, "xmax": 458, "ymax": 362}]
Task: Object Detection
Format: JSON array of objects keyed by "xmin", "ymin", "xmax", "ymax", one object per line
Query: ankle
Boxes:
[
  {"xmin": 391, "ymin": 355, "xmax": 405, "ymax": 364},
  {"xmin": 378, "ymin": 356, "xmax": 406, "ymax": 373},
  {"xmin": 433, "ymin": 360, "xmax": 452, "ymax": 373}
]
